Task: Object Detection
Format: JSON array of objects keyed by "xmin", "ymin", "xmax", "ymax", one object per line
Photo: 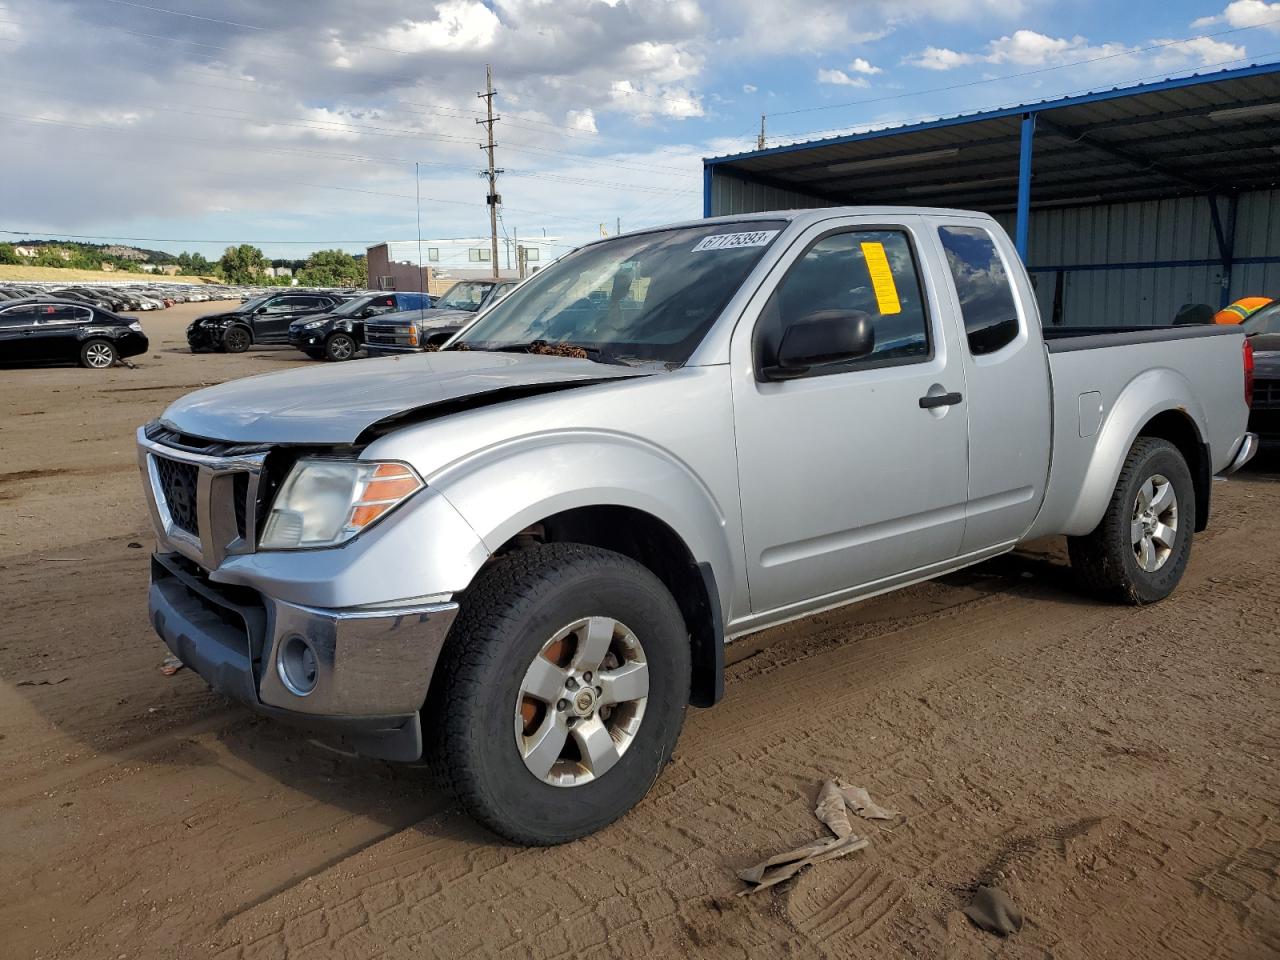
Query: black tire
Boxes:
[
  {"xmin": 223, "ymin": 325, "xmax": 252, "ymax": 353},
  {"xmin": 79, "ymin": 338, "xmax": 117, "ymax": 369},
  {"xmin": 426, "ymin": 543, "xmax": 691, "ymax": 845},
  {"xmin": 1068, "ymin": 437, "xmax": 1194, "ymax": 605},
  {"xmin": 324, "ymin": 332, "xmax": 357, "ymax": 361}
]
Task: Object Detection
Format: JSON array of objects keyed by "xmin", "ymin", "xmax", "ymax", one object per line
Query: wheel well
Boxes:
[
  {"xmin": 493, "ymin": 505, "xmax": 724, "ymax": 708},
  {"xmin": 1136, "ymin": 410, "xmax": 1210, "ymax": 531},
  {"xmin": 229, "ymin": 323, "xmax": 253, "ymax": 341}
]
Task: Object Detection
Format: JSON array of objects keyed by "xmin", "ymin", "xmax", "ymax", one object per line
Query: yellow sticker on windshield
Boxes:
[{"xmin": 860, "ymin": 242, "xmax": 902, "ymax": 315}]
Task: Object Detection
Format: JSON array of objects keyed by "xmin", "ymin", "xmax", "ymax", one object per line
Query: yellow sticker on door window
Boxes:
[{"xmin": 860, "ymin": 242, "xmax": 902, "ymax": 315}]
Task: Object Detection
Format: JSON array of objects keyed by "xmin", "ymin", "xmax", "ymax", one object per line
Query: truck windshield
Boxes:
[
  {"xmin": 437, "ymin": 282, "xmax": 493, "ymax": 312},
  {"xmin": 452, "ymin": 221, "xmax": 787, "ymax": 365}
]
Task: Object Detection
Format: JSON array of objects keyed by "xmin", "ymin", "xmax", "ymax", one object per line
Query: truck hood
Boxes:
[{"xmin": 159, "ymin": 350, "xmax": 647, "ymax": 444}]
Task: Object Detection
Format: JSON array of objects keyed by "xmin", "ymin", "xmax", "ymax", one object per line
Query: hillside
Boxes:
[{"xmin": 0, "ymin": 265, "xmax": 217, "ymax": 283}]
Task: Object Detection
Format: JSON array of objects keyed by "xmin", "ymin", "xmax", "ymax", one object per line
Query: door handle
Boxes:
[{"xmin": 919, "ymin": 391, "xmax": 963, "ymax": 409}]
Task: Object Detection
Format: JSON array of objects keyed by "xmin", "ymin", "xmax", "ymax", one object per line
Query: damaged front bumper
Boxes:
[{"xmin": 149, "ymin": 552, "xmax": 458, "ymax": 761}]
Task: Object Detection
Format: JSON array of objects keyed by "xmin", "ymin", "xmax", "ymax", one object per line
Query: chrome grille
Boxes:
[
  {"xmin": 138, "ymin": 427, "xmax": 270, "ymax": 570},
  {"xmin": 154, "ymin": 457, "xmax": 201, "ymax": 536}
]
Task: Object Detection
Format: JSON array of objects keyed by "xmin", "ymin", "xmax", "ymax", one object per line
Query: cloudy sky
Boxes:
[{"xmin": 1, "ymin": 0, "xmax": 1277, "ymax": 261}]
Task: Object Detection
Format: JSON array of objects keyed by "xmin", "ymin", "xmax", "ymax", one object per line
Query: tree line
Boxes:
[{"xmin": 0, "ymin": 241, "xmax": 366, "ymax": 287}]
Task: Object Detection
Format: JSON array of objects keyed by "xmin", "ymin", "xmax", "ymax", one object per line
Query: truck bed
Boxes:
[
  {"xmin": 1027, "ymin": 320, "xmax": 1248, "ymax": 541},
  {"xmin": 1042, "ymin": 323, "xmax": 1241, "ymax": 352}
]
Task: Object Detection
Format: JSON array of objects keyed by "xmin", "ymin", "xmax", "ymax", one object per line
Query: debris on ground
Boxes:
[
  {"xmin": 160, "ymin": 653, "xmax": 185, "ymax": 677},
  {"xmin": 964, "ymin": 885, "xmax": 1024, "ymax": 936},
  {"xmin": 17, "ymin": 676, "xmax": 69, "ymax": 687},
  {"xmin": 737, "ymin": 779, "xmax": 897, "ymax": 895},
  {"xmin": 127, "ymin": 542, "xmax": 143, "ymax": 549}
]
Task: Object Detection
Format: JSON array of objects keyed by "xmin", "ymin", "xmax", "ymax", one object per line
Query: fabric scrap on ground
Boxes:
[
  {"xmin": 964, "ymin": 885, "xmax": 1024, "ymax": 936},
  {"xmin": 737, "ymin": 779, "xmax": 896, "ymax": 895}
]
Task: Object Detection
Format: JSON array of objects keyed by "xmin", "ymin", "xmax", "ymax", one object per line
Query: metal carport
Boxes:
[{"xmin": 703, "ymin": 63, "xmax": 1280, "ymax": 326}]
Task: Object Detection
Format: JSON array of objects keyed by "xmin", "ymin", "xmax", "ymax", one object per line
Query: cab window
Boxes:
[
  {"xmin": 938, "ymin": 226, "xmax": 1021, "ymax": 355},
  {"xmin": 755, "ymin": 229, "xmax": 931, "ymax": 377}
]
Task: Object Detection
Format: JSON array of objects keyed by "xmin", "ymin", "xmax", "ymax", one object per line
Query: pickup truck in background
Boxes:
[
  {"xmin": 363, "ymin": 278, "xmax": 517, "ymax": 355},
  {"xmin": 138, "ymin": 208, "xmax": 1257, "ymax": 845}
]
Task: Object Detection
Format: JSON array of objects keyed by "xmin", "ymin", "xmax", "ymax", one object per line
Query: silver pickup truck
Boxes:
[{"xmin": 138, "ymin": 208, "xmax": 1257, "ymax": 845}]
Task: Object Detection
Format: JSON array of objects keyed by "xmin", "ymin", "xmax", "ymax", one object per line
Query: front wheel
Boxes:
[
  {"xmin": 80, "ymin": 339, "xmax": 117, "ymax": 369},
  {"xmin": 223, "ymin": 325, "xmax": 252, "ymax": 353},
  {"xmin": 426, "ymin": 544, "xmax": 690, "ymax": 845},
  {"xmin": 324, "ymin": 332, "xmax": 357, "ymax": 361},
  {"xmin": 1068, "ymin": 437, "xmax": 1194, "ymax": 604}
]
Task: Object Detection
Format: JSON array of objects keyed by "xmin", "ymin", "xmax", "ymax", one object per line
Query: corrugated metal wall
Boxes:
[
  {"xmin": 708, "ymin": 169, "xmax": 829, "ymax": 217},
  {"xmin": 1014, "ymin": 189, "xmax": 1280, "ymax": 327},
  {"xmin": 710, "ymin": 168, "xmax": 1280, "ymax": 327}
]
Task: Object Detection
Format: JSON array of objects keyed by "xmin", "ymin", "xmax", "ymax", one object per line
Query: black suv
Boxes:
[
  {"xmin": 187, "ymin": 292, "xmax": 343, "ymax": 353},
  {"xmin": 288, "ymin": 291, "xmax": 431, "ymax": 361},
  {"xmin": 0, "ymin": 298, "xmax": 148, "ymax": 369}
]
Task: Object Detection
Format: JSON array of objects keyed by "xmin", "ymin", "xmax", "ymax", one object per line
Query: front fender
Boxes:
[
  {"xmin": 1058, "ymin": 368, "xmax": 1207, "ymax": 536},
  {"xmin": 428, "ymin": 430, "xmax": 738, "ymax": 621}
]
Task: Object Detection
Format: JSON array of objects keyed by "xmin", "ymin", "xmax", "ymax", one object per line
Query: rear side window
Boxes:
[
  {"xmin": 757, "ymin": 229, "xmax": 931, "ymax": 375},
  {"xmin": 938, "ymin": 226, "xmax": 1020, "ymax": 355}
]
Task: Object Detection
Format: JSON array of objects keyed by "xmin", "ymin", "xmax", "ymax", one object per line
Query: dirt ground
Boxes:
[{"xmin": 1, "ymin": 301, "xmax": 1277, "ymax": 959}]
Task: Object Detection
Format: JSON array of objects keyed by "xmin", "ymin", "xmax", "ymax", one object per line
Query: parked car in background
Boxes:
[
  {"xmin": 187, "ymin": 292, "xmax": 343, "ymax": 353},
  {"xmin": 364, "ymin": 279, "xmax": 516, "ymax": 355},
  {"xmin": 137, "ymin": 208, "xmax": 1255, "ymax": 845},
  {"xmin": 289, "ymin": 292, "xmax": 432, "ymax": 361},
  {"xmin": 0, "ymin": 298, "xmax": 147, "ymax": 368}
]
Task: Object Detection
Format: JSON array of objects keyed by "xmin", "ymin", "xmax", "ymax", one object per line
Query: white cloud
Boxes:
[
  {"xmin": 742, "ymin": 83, "xmax": 757, "ymax": 93},
  {"xmin": 905, "ymin": 28, "xmax": 1243, "ymax": 72},
  {"xmin": 1193, "ymin": 1, "xmax": 1280, "ymax": 31},
  {"xmin": 565, "ymin": 108, "xmax": 598, "ymax": 133},
  {"xmin": 817, "ymin": 68, "xmax": 870, "ymax": 87},
  {"xmin": 374, "ymin": 0, "xmax": 501, "ymax": 53},
  {"xmin": 848, "ymin": 57, "xmax": 882, "ymax": 75}
]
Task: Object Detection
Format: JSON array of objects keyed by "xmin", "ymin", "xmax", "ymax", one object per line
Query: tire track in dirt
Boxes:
[{"xmin": 202, "ymin": 475, "xmax": 1279, "ymax": 960}]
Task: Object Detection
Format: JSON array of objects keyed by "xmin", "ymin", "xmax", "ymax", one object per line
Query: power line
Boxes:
[
  {"xmin": 102, "ymin": 0, "xmax": 265, "ymax": 30},
  {"xmin": 770, "ymin": 15, "xmax": 1280, "ymax": 120}
]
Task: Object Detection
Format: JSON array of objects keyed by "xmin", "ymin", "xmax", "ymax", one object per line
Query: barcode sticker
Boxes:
[
  {"xmin": 860, "ymin": 242, "xmax": 902, "ymax": 315},
  {"xmin": 692, "ymin": 230, "xmax": 780, "ymax": 252}
]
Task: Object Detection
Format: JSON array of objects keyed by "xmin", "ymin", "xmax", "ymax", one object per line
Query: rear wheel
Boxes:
[
  {"xmin": 79, "ymin": 339, "xmax": 117, "ymax": 369},
  {"xmin": 223, "ymin": 325, "xmax": 252, "ymax": 353},
  {"xmin": 1068, "ymin": 437, "xmax": 1194, "ymax": 604},
  {"xmin": 325, "ymin": 332, "xmax": 357, "ymax": 361},
  {"xmin": 426, "ymin": 544, "xmax": 690, "ymax": 845}
]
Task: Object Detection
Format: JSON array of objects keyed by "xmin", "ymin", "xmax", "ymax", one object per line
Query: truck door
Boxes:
[
  {"xmin": 731, "ymin": 217, "xmax": 970, "ymax": 615},
  {"xmin": 931, "ymin": 223, "xmax": 1052, "ymax": 553}
]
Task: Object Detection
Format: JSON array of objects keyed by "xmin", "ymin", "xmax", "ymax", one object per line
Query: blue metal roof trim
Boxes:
[{"xmin": 703, "ymin": 61, "xmax": 1280, "ymax": 168}]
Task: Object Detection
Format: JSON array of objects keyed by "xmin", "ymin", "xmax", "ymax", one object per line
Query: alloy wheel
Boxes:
[
  {"xmin": 1131, "ymin": 473, "xmax": 1177, "ymax": 572},
  {"xmin": 84, "ymin": 343, "xmax": 114, "ymax": 368},
  {"xmin": 514, "ymin": 616, "xmax": 649, "ymax": 787}
]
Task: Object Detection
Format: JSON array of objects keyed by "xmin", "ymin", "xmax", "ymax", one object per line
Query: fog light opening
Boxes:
[{"xmin": 278, "ymin": 635, "xmax": 319, "ymax": 697}]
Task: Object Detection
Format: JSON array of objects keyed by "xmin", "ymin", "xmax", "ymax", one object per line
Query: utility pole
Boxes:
[
  {"xmin": 616, "ymin": 216, "xmax": 621, "ymax": 236},
  {"xmin": 477, "ymin": 64, "xmax": 501, "ymax": 279},
  {"xmin": 758, "ymin": 114, "xmax": 766, "ymax": 150}
]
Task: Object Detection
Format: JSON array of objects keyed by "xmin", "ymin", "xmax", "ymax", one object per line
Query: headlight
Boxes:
[
  {"xmin": 408, "ymin": 325, "xmax": 419, "ymax": 346},
  {"xmin": 301, "ymin": 319, "xmax": 325, "ymax": 329},
  {"xmin": 259, "ymin": 459, "xmax": 423, "ymax": 550},
  {"xmin": 128, "ymin": 320, "xmax": 143, "ymax": 332}
]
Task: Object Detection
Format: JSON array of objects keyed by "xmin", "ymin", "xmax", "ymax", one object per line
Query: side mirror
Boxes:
[
  {"xmin": 255, "ymin": 306, "xmax": 268, "ymax": 315},
  {"xmin": 764, "ymin": 309, "xmax": 875, "ymax": 379}
]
